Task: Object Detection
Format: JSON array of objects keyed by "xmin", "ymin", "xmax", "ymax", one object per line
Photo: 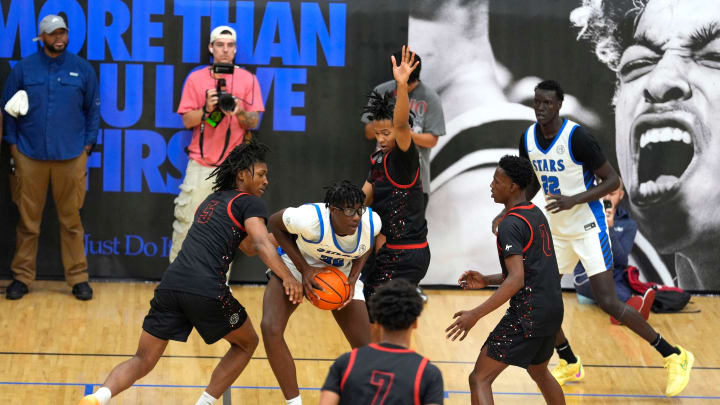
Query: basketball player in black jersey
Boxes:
[
  {"xmin": 79, "ymin": 141, "xmax": 303, "ymax": 405},
  {"xmin": 361, "ymin": 46, "xmax": 430, "ymax": 318},
  {"xmin": 447, "ymin": 155, "xmax": 565, "ymax": 405},
  {"xmin": 320, "ymin": 278, "xmax": 444, "ymax": 405}
]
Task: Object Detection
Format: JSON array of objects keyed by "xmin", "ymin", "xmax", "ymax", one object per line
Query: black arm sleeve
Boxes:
[
  {"xmin": 497, "ymin": 215, "xmax": 530, "ymax": 258},
  {"xmin": 421, "ymin": 363, "xmax": 445, "ymax": 404},
  {"xmin": 519, "ymin": 133, "xmax": 529, "ymax": 159},
  {"xmin": 231, "ymin": 195, "xmax": 268, "ymax": 225},
  {"xmin": 387, "ymin": 140, "xmax": 420, "ymax": 185},
  {"xmin": 569, "ymin": 126, "xmax": 606, "ymax": 171},
  {"xmin": 321, "ymin": 352, "xmax": 351, "ymax": 394}
]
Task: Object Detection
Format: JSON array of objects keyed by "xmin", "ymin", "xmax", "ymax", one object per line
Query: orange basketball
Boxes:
[{"xmin": 309, "ymin": 266, "xmax": 351, "ymax": 310}]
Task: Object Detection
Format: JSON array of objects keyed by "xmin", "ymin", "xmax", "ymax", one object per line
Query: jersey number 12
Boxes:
[{"xmin": 541, "ymin": 175, "xmax": 561, "ymax": 195}]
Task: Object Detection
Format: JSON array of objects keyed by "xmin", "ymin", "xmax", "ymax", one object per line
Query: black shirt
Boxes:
[
  {"xmin": 519, "ymin": 124, "xmax": 606, "ymax": 172},
  {"xmin": 322, "ymin": 343, "xmax": 444, "ymax": 405},
  {"xmin": 367, "ymin": 141, "xmax": 428, "ymax": 243},
  {"xmin": 158, "ymin": 190, "xmax": 267, "ymax": 299},
  {"xmin": 496, "ymin": 203, "xmax": 563, "ymax": 337}
]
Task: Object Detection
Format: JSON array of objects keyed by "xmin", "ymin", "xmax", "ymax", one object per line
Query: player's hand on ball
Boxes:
[
  {"xmin": 337, "ymin": 277, "xmax": 357, "ymax": 310},
  {"xmin": 301, "ymin": 266, "xmax": 331, "ymax": 300},
  {"xmin": 446, "ymin": 309, "xmax": 480, "ymax": 341},
  {"xmin": 546, "ymin": 193, "xmax": 577, "ymax": 213},
  {"xmin": 458, "ymin": 271, "xmax": 487, "ymax": 290},
  {"xmin": 282, "ymin": 277, "xmax": 303, "ymax": 304}
]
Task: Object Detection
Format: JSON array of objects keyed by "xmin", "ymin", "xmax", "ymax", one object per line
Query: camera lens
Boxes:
[{"xmin": 218, "ymin": 93, "xmax": 236, "ymax": 111}]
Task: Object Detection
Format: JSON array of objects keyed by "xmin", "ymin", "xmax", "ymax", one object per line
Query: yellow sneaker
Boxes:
[
  {"xmin": 78, "ymin": 395, "xmax": 99, "ymax": 405},
  {"xmin": 664, "ymin": 346, "xmax": 694, "ymax": 397},
  {"xmin": 551, "ymin": 356, "xmax": 585, "ymax": 385}
]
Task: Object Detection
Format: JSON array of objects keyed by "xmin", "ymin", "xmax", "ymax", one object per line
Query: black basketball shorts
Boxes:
[
  {"xmin": 484, "ymin": 313, "xmax": 555, "ymax": 369},
  {"xmin": 363, "ymin": 243, "xmax": 431, "ymax": 300},
  {"xmin": 142, "ymin": 288, "xmax": 248, "ymax": 345}
]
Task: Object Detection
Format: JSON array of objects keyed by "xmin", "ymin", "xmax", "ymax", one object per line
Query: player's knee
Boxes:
[
  {"xmin": 260, "ymin": 316, "xmax": 285, "ymax": 340},
  {"xmin": 246, "ymin": 328, "xmax": 260, "ymax": 352},
  {"xmin": 468, "ymin": 368, "xmax": 491, "ymax": 386},
  {"xmin": 596, "ymin": 295, "xmax": 621, "ymax": 316}
]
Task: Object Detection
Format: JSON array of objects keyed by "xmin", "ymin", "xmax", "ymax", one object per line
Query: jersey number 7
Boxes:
[{"xmin": 369, "ymin": 370, "xmax": 394, "ymax": 405}]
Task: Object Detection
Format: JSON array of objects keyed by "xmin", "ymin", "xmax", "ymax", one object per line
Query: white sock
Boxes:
[
  {"xmin": 195, "ymin": 391, "xmax": 217, "ymax": 405},
  {"xmin": 93, "ymin": 387, "xmax": 112, "ymax": 405},
  {"xmin": 286, "ymin": 395, "xmax": 302, "ymax": 405}
]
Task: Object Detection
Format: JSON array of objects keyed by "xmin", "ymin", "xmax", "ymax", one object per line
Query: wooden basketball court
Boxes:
[{"xmin": 1, "ymin": 280, "xmax": 718, "ymax": 403}]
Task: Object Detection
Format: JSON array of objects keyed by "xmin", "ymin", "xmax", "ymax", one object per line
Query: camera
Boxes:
[
  {"xmin": 215, "ymin": 78, "xmax": 237, "ymax": 112},
  {"xmin": 603, "ymin": 200, "xmax": 612, "ymax": 210}
]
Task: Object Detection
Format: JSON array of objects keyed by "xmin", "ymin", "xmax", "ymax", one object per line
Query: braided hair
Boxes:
[
  {"xmin": 369, "ymin": 279, "xmax": 424, "ymax": 331},
  {"xmin": 209, "ymin": 139, "xmax": 270, "ymax": 192},
  {"xmin": 363, "ymin": 90, "xmax": 415, "ymax": 127},
  {"xmin": 498, "ymin": 155, "xmax": 535, "ymax": 190},
  {"xmin": 323, "ymin": 180, "xmax": 365, "ymax": 210}
]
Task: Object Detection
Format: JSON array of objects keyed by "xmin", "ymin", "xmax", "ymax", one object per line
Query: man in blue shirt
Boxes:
[{"xmin": 2, "ymin": 15, "xmax": 100, "ymax": 300}]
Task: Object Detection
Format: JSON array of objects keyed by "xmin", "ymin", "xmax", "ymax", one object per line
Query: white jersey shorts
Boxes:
[{"xmin": 554, "ymin": 229, "xmax": 613, "ymax": 277}]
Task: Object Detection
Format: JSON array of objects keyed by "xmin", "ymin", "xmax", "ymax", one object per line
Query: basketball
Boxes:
[{"xmin": 309, "ymin": 266, "xmax": 351, "ymax": 310}]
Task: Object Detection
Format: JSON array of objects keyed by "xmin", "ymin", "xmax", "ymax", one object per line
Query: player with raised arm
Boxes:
[{"xmin": 361, "ymin": 46, "xmax": 430, "ymax": 317}]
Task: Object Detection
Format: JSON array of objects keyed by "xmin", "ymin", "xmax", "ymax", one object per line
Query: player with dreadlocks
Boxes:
[
  {"xmin": 262, "ymin": 180, "xmax": 381, "ymax": 405},
  {"xmin": 361, "ymin": 46, "xmax": 430, "ymax": 326},
  {"xmin": 79, "ymin": 140, "xmax": 302, "ymax": 405}
]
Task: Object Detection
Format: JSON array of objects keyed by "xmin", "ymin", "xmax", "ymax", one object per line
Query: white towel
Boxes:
[{"xmin": 4, "ymin": 90, "xmax": 28, "ymax": 118}]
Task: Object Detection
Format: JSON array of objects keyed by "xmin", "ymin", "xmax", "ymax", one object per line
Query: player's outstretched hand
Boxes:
[
  {"xmin": 458, "ymin": 271, "xmax": 487, "ymax": 290},
  {"xmin": 545, "ymin": 193, "xmax": 577, "ymax": 213},
  {"xmin": 446, "ymin": 309, "xmax": 480, "ymax": 341},
  {"xmin": 391, "ymin": 45, "xmax": 420, "ymax": 85},
  {"xmin": 301, "ymin": 266, "xmax": 332, "ymax": 300},
  {"xmin": 283, "ymin": 277, "xmax": 303, "ymax": 304}
]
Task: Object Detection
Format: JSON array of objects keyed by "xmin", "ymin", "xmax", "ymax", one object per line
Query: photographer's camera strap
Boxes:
[{"xmin": 199, "ymin": 119, "xmax": 232, "ymax": 167}]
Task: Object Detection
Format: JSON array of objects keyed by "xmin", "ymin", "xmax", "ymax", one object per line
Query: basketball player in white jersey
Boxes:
[
  {"xmin": 502, "ymin": 80, "xmax": 693, "ymax": 397},
  {"xmin": 261, "ymin": 180, "xmax": 382, "ymax": 405}
]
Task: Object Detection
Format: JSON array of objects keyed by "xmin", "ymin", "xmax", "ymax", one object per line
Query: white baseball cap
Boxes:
[
  {"xmin": 210, "ymin": 25, "xmax": 237, "ymax": 44},
  {"xmin": 33, "ymin": 14, "xmax": 68, "ymax": 42}
]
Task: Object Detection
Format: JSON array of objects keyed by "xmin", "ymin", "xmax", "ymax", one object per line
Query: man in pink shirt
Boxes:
[{"xmin": 171, "ymin": 25, "xmax": 264, "ymax": 263}]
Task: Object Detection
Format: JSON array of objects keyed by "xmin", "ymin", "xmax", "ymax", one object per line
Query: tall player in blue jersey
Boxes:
[
  {"xmin": 507, "ymin": 80, "xmax": 693, "ymax": 396},
  {"xmin": 262, "ymin": 181, "xmax": 382, "ymax": 405}
]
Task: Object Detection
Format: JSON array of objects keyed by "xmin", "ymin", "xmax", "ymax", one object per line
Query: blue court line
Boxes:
[
  {"xmin": 1, "ymin": 351, "xmax": 718, "ymax": 370},
  {"xmin": 1, "ymin": 381, "xmax": 717, "ymax": 400}
]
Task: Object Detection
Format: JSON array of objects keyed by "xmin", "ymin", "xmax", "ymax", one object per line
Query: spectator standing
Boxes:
[
  {"xmin": 170, "ymin": 25, "xmax": 264, "ymax": 263},
  {"xmin": 2, "ymin": 14, "xmax": 99, "ymax": 300}
]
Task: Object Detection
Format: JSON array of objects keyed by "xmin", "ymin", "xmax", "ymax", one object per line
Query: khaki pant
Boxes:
[
  {"xmin": 9, "ymin": 148, "xmax": 89, "ymax": 287},
  {"xmin": 169, "ymin": 159, "xmax": 216, "ymax": 263}
]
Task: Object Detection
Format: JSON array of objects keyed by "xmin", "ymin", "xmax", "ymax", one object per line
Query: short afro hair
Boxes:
[
  {"xmin": 535, "ymin": 79, "xmax": 565, "ymax": 101},
  {"xmin": 498, "ymin": 155, "xmax": 535, "ymax": 190},
  {"xmin": 369, "ymin": 279, "xmax": 424, "ymax": 331}
]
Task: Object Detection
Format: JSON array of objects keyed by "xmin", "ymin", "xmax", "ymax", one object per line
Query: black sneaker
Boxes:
[
  {"xmin": 6, "ymin": 280, "xmax": 28, "ymax": 300},
  {"xmin": 72, "ymin": 282, "xmax": 93, "ymax": 301}
]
